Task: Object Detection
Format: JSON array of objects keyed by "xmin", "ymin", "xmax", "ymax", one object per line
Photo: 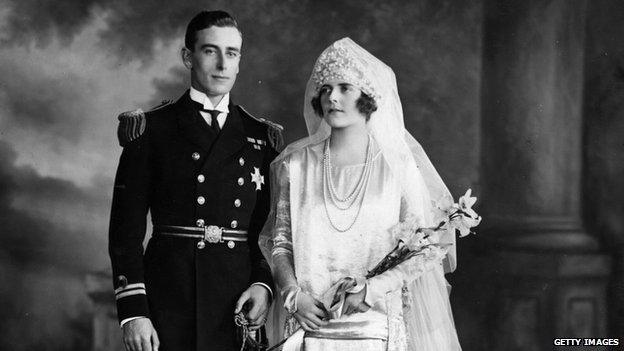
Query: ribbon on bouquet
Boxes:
[{"xmin": 321, "ymin": 276, "xmax": 366, "ymax": 319}]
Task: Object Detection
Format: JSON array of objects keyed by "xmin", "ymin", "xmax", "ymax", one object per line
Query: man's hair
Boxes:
[
  {"xmin": 184, "ymin": 10, "xmax": 241, "ymax": 51},
  {"xmin": 311, "ymin": 90, "xmax": 378, "ymax": 121}
]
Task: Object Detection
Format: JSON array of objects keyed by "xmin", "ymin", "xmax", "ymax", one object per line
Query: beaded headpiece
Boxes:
[{"xmin": 311, "ymin": 39, "xmax": 381, "ymax": 102}]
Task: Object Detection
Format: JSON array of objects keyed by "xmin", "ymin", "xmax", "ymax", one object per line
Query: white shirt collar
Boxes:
[{"xmin": 189, "ymin": 86, "xmax": 230, "ymax": 113}]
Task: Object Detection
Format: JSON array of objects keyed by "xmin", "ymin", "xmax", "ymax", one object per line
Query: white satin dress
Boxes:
[{"xmin": 270, "ymin": 139, "xmax": 458, "ymax": 351}]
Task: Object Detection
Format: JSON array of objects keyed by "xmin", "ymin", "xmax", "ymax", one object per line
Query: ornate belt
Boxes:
[{"xmin": 153, "ymin": 225, "xmax": 248, "ymax": 249}]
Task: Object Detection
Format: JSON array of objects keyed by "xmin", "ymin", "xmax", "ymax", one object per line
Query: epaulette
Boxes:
[
  {"xmin": 116, "ymin": 100, "xmax": 172, "ymax": 147},
  {"xmin": 238, "ymin": 106, "xmax": 284, "ymax": 152},
  {"xmin": 117, "ymin": 109, "xmax": 145, "ymax": 147}
]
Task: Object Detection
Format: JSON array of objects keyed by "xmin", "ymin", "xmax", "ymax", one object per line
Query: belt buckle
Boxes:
[{"xmin": 204, "ymin": 225, "xmax": 223, "ymax": 243}]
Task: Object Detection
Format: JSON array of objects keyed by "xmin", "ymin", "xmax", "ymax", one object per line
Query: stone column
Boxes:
[
  {"xmin": 583, "ymin": 0, "xmax": 624, "ymax": 339},
  {"xmin": 480, "ymin": 0, "xmax": 610, "ymax": 349}
]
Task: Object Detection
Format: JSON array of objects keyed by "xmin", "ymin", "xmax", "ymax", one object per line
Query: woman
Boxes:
[{"xmin": 260, "ymin": 38, "xmax": 461, "ymax": 350}]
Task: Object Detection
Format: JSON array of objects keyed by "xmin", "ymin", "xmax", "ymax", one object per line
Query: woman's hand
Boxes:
[
  {"xmin": 294, "ymin": 292, "xmax": 329, "ymax": 332},
  {"xmin": 341, "ymin": 287, "xmax": 371, "ymax": 316}
]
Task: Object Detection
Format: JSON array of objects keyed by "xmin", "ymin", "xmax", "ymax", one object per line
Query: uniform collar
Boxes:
[
  {"xmin": 189, "ymin": 86, "xmax": 230, "ymax": 113},
  {"xmin": 176, "ymin": 91, "xmax": 246, "ymax": 156}
]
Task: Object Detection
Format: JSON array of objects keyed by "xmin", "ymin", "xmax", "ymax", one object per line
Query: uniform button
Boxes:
[
  {"xmin": 196, "ymin": 219, "xmax": 205, "ymax": 227},
  {"xmin": 192, "ymin": 152, "xmax": 201, "ymax": 161},
  {"xmin": 197, "ymin": 241, "xmax": 206, "ymax": 249},
  {"xmin": 234, "ymin": 199, "xmax": 241, "ymax": 208},
  {"xmin": 227, "ymin": 240, "xmax": 235, "ymax": 249},
  {"xmin": 231, "ymin": 220, "xmax": 238, "ymax": 229},
  {"xmin": 197, "ymin": 174, "xmax": 205, "ymax": 183},
  {"xmin": 239, "ymin": 157, "xmax": 245, "ymax": 166},
  {"xmin": 197, "ymin": 196, "xmax": 205, "ymax": 205},
  {"xmin": 237, "ymin": 177, "xmax": 245, "ymax": 186}
]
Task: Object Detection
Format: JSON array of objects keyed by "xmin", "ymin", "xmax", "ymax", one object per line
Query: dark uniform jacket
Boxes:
[{"xmin": 109, "ymin": 91, "xmax": 279, "ymax": 351}]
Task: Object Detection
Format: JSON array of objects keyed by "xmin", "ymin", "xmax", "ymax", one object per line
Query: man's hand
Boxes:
[
  {"xmin": 341, "ymin": 287, "xmax": 370, "ymax": 316},
  {"xmin": 234, "ymin": 285, "xmax": 271, "ymax": 330},
  {"xmin": 122, "ymin": 318, "xmax": 160, "ymax": 351}
]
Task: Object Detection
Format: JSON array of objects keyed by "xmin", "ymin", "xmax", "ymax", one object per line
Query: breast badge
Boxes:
[{"xmin": 250, "ymin": 167, "xmax": 265, "ymax": 191}]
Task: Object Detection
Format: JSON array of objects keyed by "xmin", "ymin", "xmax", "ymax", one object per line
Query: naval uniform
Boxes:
[{"xmin": 109, "ymin": 89, "xmax": 281, "ymax": 351}]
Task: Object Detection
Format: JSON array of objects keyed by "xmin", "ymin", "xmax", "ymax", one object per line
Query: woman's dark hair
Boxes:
[
  {"xmin": 185, "ymin": 10, "xmax": 241, "ymax": 51},
  {"xmin": 310, "ymin": 90, "xmax": 378, "ymax": 121}
]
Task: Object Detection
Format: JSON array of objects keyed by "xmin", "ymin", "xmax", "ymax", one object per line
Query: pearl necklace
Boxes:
[
  {"xmin": 322, "ymin": 135, "xmax": 374, "ymax": 232},
  {"xmin": 324, "ymin": 135, "xmax": 373, "ymax": 210}
]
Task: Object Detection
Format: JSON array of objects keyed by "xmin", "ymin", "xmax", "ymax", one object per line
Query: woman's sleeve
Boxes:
[
  {"xmin": 259, "ymin": 156, "xmax": 296, "ymax": 344},
  {"xmin": 271, "ymin": 159, "xmax": 293, "ymax": 260},
  {"xmin": 364, "ymin": 161, "xmax": 440, "ymax": 306},
  {"xmin": 257, "ymin": 155, "xmax": 300, "ymax": 294}
]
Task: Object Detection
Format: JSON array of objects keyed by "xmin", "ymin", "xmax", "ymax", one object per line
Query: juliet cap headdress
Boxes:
[{"xmin": 310, "ymin": 39, "xmax": 382, "ymax": 103}]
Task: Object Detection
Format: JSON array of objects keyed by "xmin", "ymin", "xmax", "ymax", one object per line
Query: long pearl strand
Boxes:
[{"xmin": 322, "ymin": 134, "xmax": 374, "ymax": 232}]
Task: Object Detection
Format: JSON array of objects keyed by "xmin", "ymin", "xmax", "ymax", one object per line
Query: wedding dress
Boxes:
[{"xmin": 259, "ymin": 38, "xmax": 461, "ymax": 351}]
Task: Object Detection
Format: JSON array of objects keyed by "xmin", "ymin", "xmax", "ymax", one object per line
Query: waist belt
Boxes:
[{"xmin": 153, "ymin": 225, "xmax": 248, "ymax": 243}]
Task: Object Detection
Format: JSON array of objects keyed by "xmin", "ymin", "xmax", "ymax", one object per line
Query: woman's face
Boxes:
[{"xmin": 319, "ymin": 80, "xmax": 366, "ymax": 129}]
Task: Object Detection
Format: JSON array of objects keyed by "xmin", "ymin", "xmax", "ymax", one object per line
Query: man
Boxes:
[{"xmin": 109, "ymin": 10, "xmax": 282, "ymax": 351}]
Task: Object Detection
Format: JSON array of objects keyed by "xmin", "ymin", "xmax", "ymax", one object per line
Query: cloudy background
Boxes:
[{"xmin": 0, "ymin": 2, "xmax": 175, "ymax": 348}]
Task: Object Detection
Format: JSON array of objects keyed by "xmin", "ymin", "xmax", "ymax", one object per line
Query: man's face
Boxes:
[{"xmin": 184, "ymin": 26, "xmax": 242, "ymax": 103}]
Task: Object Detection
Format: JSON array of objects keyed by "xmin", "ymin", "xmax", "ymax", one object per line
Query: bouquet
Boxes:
[
  {"xmin": 317, "ymin": 189, "xmax": 482, "ymax": 314},
  {"xmin": 366, "ymin": 188, "xmax": 482, "ymax": 278}
]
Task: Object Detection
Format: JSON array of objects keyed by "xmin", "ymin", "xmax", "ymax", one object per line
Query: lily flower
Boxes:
[{"xmin": 458, "ymin": 189, "xmax": 479, "ymax": 219}]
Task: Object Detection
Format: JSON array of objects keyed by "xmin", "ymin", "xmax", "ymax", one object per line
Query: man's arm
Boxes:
[
  {"xmin": 235, "ymin": 130, "xmax": 280, "ymax": 328},
  {"xmin": 109, "ymin": 111, "xmax": 151, "ymax": 323},
  {"xmin": 246, "ymin": 143, "xmax": 277, "ymax": 292}
]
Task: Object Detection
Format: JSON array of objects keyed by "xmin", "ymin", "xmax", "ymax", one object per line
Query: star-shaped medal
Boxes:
[{"xmin": 250, "ymin": 167, "xmax": 265, "ymax": 191}]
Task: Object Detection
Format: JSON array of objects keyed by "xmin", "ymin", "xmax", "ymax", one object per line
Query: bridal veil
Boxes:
[{"xmin": 259, "ymin": 38, "xmax": 460, "ymax": 350}]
